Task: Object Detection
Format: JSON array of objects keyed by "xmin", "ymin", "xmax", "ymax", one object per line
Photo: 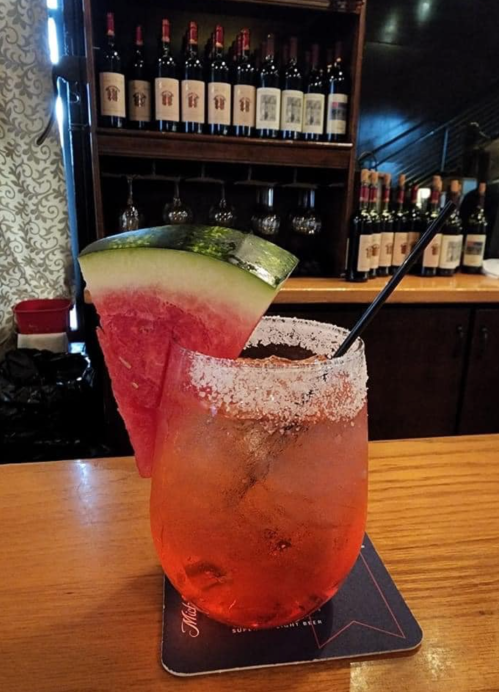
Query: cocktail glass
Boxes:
[{"xmin": 150, "ymin": 316, "xmax": 368, "ymax": 629}]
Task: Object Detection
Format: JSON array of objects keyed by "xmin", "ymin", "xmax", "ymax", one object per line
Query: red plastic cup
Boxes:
[{"xmin": 13, "ymin": 299, "xmax": 72, "ymax": 335}]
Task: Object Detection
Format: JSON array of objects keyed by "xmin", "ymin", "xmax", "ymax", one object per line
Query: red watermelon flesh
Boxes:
[
  {"xmin": 95, "ymin": 290, "xmax": 255, "ymax": 475},
  {"xmin": 79, "ymin": 227, "xmax": 297, "ymax": 477}
]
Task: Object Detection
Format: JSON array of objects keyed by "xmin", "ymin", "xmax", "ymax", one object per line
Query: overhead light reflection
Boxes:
[
  {"xmin": 383, "ymin": 11, "xmax": 399, "ymax": 42},
  {"xmin": 418, "ymin": 0, "xmax": 432, "ymax": 23}
]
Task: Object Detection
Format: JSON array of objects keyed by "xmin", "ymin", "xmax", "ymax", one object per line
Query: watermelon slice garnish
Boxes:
[{"xmin": 79, "ymin": 225, "xmax": 297, "ymax": 477}]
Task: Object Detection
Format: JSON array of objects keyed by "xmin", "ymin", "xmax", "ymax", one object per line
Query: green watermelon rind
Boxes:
[{"xmin": 80, "ymin": 225, "xmax": 298, "ymax": 290}]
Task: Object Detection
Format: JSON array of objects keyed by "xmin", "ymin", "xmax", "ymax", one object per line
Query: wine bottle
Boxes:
[
  {"xmin": 377, "ymin": 173, "xmax": 394, "ymax": 277},
  {"xmin": 325, "ymin": 43, "xmax": 349, "ymax": 142},
  {"xmin": 303, "ymin": 43, "xmax": 325, "ymax": 142},
  {"xmin": 280, "ymin": 42, "xmax": 289, "ymax": 72},
  {"xmin": 391, "ymin": 174, "xmax": 408, "ymax": 272},
  {"xmin": 325, "ymin": 48, "xmax": 334, "ymax": 80},
  {"xmin": 155, "ymin": 19, "xmax": 179, "ymax": 132},
  {"xmin": 304, "ymin": 49, "xmax": 311, "ymax": 79},
  {"xmin": 438, "ymin": 180, "xmax": 463, "ymax": 276},
  {"xmin": 204, "ymin": 33, "xmax": 214, "ymax": 63},
  {"xmin": 181, "ymin": 21, "xmax": 205, "ymax": 134},
  {"xmin": 207, "ymin": 25, "xmax": 231, "ymax": 136},
  {"xmin": 406, "ymin": 183, "xmax": 423, "ymax": 275},
  {"xmin": 368, "ymin": 171, "xmax": 381, "ymax": 278},
  {"xmin": 280, "ymin": 37, "xmax": 303, "ymax": 140},
  {"xmin": 232, "ymin": 28, "xmax": 256, "ymax": 138},
  {"xmin": 99, "ymin": 12, "xmax": 125, "ymax": 128},
  {"xmin": 127, "ymin": 26, "xmax": 150, "ymax": 130},
  {"xmin": 256, "ymin": 34, "xmax": 281, "ymax": 139},
  {"xmin": 347, "ymin": 169, "xmax": 372, "ymax": 282},
  {"xmin": 419, "ymin": 175, "xmax": 443, "ymax": 276},
  {"xmin": 406, "ymin": 184, "xmax": 423, "ymax": 261},
  {"xmin": 462, "ymin": 182, "xmax": 488, "ymax": 274}
]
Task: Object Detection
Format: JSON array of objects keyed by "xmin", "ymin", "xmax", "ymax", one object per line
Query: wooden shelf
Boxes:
[
  {"xmin": 96, "ymin": 129, "xmax": 353, "ymax": 169},
  {"xmin": 274, "ymin": 274, "xmax": 499, "ymax": 304},
  {"xmin": 84, "ymin": 274, "xmax": 499, "ymax": 306}
]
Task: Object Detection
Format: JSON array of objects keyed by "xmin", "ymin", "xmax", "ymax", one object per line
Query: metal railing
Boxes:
[{"xmin": 359, "ymin": 79, "xmax": 499, "ymax": 184}]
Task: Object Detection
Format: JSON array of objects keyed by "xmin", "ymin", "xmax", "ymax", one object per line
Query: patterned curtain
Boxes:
[{"xmin": 0, "ymin": 0, "xmax": 72, "ymax": 357}]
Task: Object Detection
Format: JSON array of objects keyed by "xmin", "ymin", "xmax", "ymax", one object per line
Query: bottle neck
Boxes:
[
  {"xmin": 428, "ymin": 189, "xmax": 440, "ymax": 211},
  {"xmin": 288, "ymin": 38, "xmax": 298, "ymax": 64},
  {"xmin": 410, "ymin": 187, "xmax": 419, "ymax": 207},
  {"xmin": 369, "ymin": 184, "xmax": 378, "ymax": 212},
  {"xmin": 396, "ymin": 187, "xmax": 405, "ymax": 210},
  {"xmin": 380, "ymin": 186, "xmax": 390, "ymax": 212},
  {"xmin": 477, "ymin": 193, "xmax": 485, "ymax": 211},
  {"xmin": 359, "ymin": 183, "xmax": 369, "ymax": 209},
  {"xmin": 161, "ymin": 20, "xmax": 171, "ymax": 53},
  {"xmin": 264, "ymin": 36, "xmax": 275, "ymax": 63},
  {"xmin": 106, "ymin": 13, "xmax": 115, "ymax": 47},
  {"xmin": 241, "ymin": 30, "xmax": 250, "ymax": 60},
  {"xmin": 213, "ymin": 26, "xmax": 224, "ymax": 58},
  {"xmin": 135, "ymin": 26, "xmax": 143, "ymax": 51},
  {"xmin": 187, "ymin": 23, "xmax": 198, "ymax": 56},
  {"xmin": 310, "ymin": 44, "xmax": 320, "ymax": 72}
]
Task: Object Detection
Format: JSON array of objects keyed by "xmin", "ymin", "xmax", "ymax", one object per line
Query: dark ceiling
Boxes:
[
  {"xmin": 365, "ymin": 0, "xmax": 497, "ymax": 48},
  {"xmin": 359, "ymin": 0, "xmax": 499, "ymax": 153}
]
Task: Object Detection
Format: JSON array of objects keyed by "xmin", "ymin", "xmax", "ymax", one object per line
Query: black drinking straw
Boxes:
[{"xmin": 334, "ymin": 200, "xmax": 456, "ymax": 359}]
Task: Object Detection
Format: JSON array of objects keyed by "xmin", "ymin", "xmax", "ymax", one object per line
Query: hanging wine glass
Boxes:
[
  {"xmin": 288, "ymin": 188, "xmax": 323, "ymax": 275},
  {"xmin": 118, "ymin": 176, "xmax": 143, "ymax": 232},
  {"xmin": 162, "ymin": 180, "xmax": 194, "ymax": 225},
  {"xmin": 251, "ymin": 187, "xmax": 280, "ymax": 239},
  {"xmin": 289, "ymin": 189, "xmax": 322, "ymax": 237},
  {"xmin": 208, "ymin": 183, "xmax": 237, "ymax": 228}
]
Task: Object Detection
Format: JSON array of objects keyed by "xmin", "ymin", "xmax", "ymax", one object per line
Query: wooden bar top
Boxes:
[
  {"xmin": 1, "ymin": 435, "xmax": 498, "ymax": 691},
  {"xmin": 274, "ymin": 273, "xmax": 499, "ymax": 304},
  {"xmin": 84, "ymin": 274, "xmax": 499, "ymax": 306}
]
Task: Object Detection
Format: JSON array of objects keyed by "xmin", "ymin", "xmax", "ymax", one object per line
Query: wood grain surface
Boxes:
[
  {"xmin": 1, "ymin": 435, "xmax": 498, "ymax": 691},
  {"xmin": 274, "ymin": 274, "xmax": 499, "ymax": 304}
]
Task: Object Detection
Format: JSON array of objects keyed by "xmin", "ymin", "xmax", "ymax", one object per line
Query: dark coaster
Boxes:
[{"xmin": 161, "ymin": 534, "xmax": 422, "ymax": 677}]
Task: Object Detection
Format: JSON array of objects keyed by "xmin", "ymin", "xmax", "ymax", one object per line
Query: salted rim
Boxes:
[
  {"xmin": 169, "ymin": 317, "xmax": 367, "ymax": 425},
  {"xmin": 171, "ymin": 316, "xmax": 365, "ymax": 371}
]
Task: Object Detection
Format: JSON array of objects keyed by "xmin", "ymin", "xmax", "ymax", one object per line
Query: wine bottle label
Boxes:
[
  {"xmin": 379, "ymin": 232, "xmax": 394, "ymax": 267},
  {"xmin": 128, "ymin": 80, "xmax": 151, "ymax": 122},
  {"xmin": 422, "ymin": 233, "xmax": 442, "ymax": 268},
  {"xmin": 326, "ymin": 93, "xmax": 348, "ymax": 135},
  {"xmin": 370, "ymin": 232, "xmax": 381, "ymax": 269},
  {"xmin": 303, "ymin": 93, "xmax": 325, "ymax": 135},
  {"xmin": 407, "ymin": 231, "xmax": 420, "ymax": 254},
  {"xmin": 181, "ymin": 80, "xmax": 205, "ymax": 124},
  {"xmin": 256, "ymin": 87, "xmax": 281, "ymax": 131},
  {"xmin": 232, "ymin": 85, "xmax": 256, "ymax": 128},
  {"xmin": 463, "ymin": 234, "xmax": 486, "ymax": 267},
  {"xmin": 155, "ymin": 77, "xmax": 180, "ymax": 122},
  {"xmin": 280, "ymin": 90, "xmax": 304, "ymax": 132},
  {"xmin": 100, "ymin": 72, "xmax": 125, "ymax": 117},
  {"xmin": 439, "ymin": 235, "xmax": 463, "ymax": 269},
  {"xmin": 392, "ymin": 232, "xmax": 408, "ymax": 266},
  {"xmin": 357, "ymin": 235, "xmax": 372, "ymax": 272},
  {"xmin": 208, "ymin": 82, "xmax": 231, "ymax": 126}
]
